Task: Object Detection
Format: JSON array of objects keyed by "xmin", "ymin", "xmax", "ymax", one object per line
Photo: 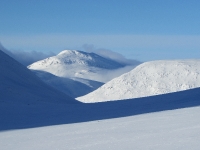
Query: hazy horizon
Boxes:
[{"xmin": 1, "ymin": 1, "xmax": 200, "ymax": 62}]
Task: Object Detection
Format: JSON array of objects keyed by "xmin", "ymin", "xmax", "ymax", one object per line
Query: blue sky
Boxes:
[{"xmin": 1, "ymin": 0, "xmax": 200, "ymax": 62}]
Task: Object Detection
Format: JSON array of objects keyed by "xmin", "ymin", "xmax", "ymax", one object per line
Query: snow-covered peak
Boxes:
[
  {"xmin": 56, "ymin": 49, "xmax": 125, "ymax": 68},
  {"xmin": 28, "ymin": 50, "xmax": 127, "ymax": 82},
  {"xmin": 57, "ymin": 50, "xmax": 88, "ymax": 56},
  {"xmin": 77, "ymin": 59, "xmax": 200, "ymax": 103},
  {"xmin": 56, "ymin": 50, "xmax": 96, "ymax": 66}
]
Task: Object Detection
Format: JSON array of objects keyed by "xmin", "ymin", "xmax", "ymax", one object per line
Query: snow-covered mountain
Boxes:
[
  {"xmin": 0, "ymin": 50, "xmax": 77, "ymax": 104},
  {"xmin": 28, "ymin": 50, "xmax": 139, "ymax": 97},
  {"xmin": 28, "ymin": 50, "xmax": 135, "ymax": 83},
  {"xmin": 77, "ymin": 60, "xmax": 200, "ymax": 103}
]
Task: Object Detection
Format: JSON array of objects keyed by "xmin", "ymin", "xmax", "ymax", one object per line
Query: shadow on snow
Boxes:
[{"xmin": 1, "ymin": 87, "xmax": 200, "ymax": 131}]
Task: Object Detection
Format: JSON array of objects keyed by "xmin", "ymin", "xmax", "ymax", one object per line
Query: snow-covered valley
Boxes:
[{"xmin": 32, "ymin": 70, "xmax": 104, "ymax": 98}]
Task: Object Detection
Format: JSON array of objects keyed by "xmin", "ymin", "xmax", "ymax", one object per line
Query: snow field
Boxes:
[{"xmin": 1, "ymin": 106, "xmax": 200, "ymax": 150}]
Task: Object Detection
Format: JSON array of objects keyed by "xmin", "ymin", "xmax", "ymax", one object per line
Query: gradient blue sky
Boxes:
[{"xmin": 1, "ymin": 0, "xmax": 200, "ymax": 61}]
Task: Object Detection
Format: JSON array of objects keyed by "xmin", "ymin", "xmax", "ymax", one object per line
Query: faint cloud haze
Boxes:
[
  {"xmin": 0, "ymin": 43, "xmax": 55, "ymax": 66},
  {"xmin": 82, "ymin": 44, "xmax": 141, "ymax": 66},
  {"xmin": 81, "ymin": 44, "xmax": 142, "ymax": 82},
  {"xmin": 1, "ymin": 34, "xmax": 200, "ymax": 61}
]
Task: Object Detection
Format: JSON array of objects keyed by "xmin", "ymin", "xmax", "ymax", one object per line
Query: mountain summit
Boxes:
[
  {"xmin": 56, "ymin": 50, "xmax": 125, "ymax": 69},
  {"xmin": 77, "ymin": 60, "xmax": 200, "ymax": 103}
]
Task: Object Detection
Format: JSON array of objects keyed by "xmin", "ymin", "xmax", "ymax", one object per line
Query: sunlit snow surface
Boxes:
[
  {"xmin": 1, "ymin": 106, "xmax": 200, "ymax": 150},
  {"xmin": 78, "ymin": 60, "xmax": 200, "ymax": 102}
]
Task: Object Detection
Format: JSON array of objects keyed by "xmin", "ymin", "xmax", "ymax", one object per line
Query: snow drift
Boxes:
[{"xmin": 77, "ymin": 60, "xmax": 200, "ymax": 103}]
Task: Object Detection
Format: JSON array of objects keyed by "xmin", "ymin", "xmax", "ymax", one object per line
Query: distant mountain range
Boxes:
[
  {"xmin": 2, "ymin": 47, "xmax": 200, "ymax": 104},
  {"xmin": 77, "ymin": 60, "xmax": 200, "ymax": 103},
  {"xmin": 28, "ymin": 50, "xmax": 139, "ymax": 97}
]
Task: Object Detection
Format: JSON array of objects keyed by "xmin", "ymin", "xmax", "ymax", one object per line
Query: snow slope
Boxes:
[
  {"xmin": 1, "ymin": 78, "xmax": 200, "ymax": 149},
  {"xmin": 77, "ymin": 60, "xmax": 200, "ymax": 103},
  {"xmin": 32, "ymin": 70, "xmax": 104, "ymax": 98},
  {"xmin": 0, "ymin": 50, "xmax": 77, "ymax": 104},
  {"xmin": 1, "ymin": 106, "xmax": 200, "ymax": 150},
  {"xmin": 28, "ymin": 50, "xmax": 135, "ymax": 83},
  {"xmin": 1, "ymin": 85, "xmax": 200, "ymax": 130}
]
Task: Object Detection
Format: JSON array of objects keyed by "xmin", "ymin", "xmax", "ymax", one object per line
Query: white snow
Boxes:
[
  {"xmin": 1, "ymin": 106, "xmax": 200, "ymax": 150},
  {"xmin": 77, "ymin": 60, "xmax": 200, "ymax": 103}
]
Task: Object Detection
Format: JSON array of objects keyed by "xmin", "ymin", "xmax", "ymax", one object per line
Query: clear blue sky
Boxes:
[{"xmin": 1, "ymin": 0, "xmax": 200, "ymax": 61}]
